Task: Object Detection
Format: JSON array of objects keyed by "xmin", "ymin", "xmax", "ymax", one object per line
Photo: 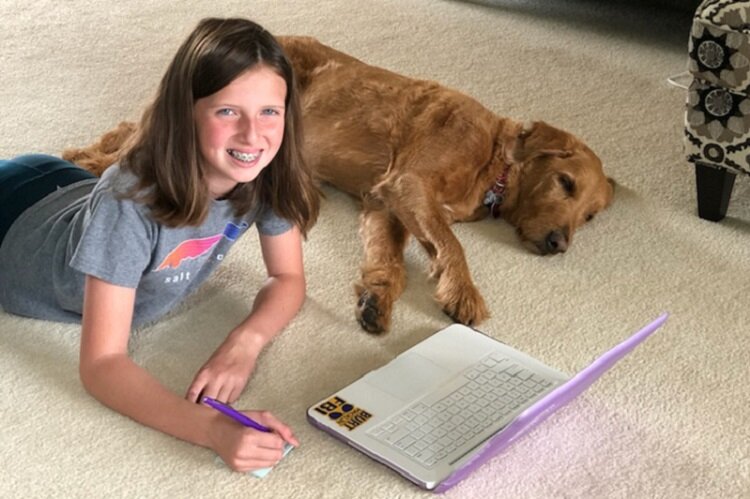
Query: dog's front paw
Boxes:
[
  {"xmin": 436, "ymin": 281, "xmax": 489, "ymax": 327},
  {"xmin": 354, "ymin": 286, "xmax": 392, "ymax": 335}
]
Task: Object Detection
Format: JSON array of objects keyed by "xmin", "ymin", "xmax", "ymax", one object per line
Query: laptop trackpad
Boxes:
[{"xmin": 362, "ymin": 352, "xmax": 452, "ymax": 402}]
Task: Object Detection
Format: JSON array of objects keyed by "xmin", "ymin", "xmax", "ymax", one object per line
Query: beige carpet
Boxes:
[{"xmin": 2, "ymin": 0, "xmax": 748, "ymax": 497}]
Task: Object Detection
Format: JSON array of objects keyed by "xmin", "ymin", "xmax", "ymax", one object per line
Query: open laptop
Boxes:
[{"xmin": 307, "ymin": 313, "xmax": 668, "ymax": 492}]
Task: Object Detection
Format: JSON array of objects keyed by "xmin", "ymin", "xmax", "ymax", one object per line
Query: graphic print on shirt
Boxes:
[{"xmin": 155, "ymin": 221, "xmax": 248, "ymax": 271}]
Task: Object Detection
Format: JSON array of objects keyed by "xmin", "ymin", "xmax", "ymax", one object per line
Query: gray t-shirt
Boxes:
[{"xmin": 0, "ymin": 164, "xmax": 291, "ymax": 327}]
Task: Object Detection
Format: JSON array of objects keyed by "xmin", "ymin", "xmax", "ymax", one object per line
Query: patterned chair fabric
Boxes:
[{"xmin": 685, "ymin": 0, "xmax": 750, "ymax": 220}]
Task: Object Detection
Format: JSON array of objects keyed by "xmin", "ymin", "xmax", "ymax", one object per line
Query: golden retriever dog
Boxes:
[{"xmin": 63, "ymin": 36, "xmax": 614, "ymax": 334}]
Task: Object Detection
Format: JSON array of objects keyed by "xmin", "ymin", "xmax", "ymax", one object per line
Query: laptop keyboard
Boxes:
[{"xmin": 367, "ymin": 351, "xmax": 556, "ymax": 468}]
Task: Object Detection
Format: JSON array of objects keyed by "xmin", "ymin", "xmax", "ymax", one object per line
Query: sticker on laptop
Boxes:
[{"xmin": 313, "ymin": 396, "xmax": 372, "ymax": 431}]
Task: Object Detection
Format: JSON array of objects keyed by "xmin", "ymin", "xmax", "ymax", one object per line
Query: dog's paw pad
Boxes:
[{"xmin": 355, "ymin": 292, "xmax": 388, "ymax": 334}]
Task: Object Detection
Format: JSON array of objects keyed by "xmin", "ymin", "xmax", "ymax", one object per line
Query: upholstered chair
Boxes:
[{"xmin": 685, "ymin": 0, "xmax": 750, "ymax": 220}]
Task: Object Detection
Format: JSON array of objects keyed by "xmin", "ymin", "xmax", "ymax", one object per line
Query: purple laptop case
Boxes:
[{"xmin": 434, "ymin": 313, "xmax": 669, "ymax": 492}]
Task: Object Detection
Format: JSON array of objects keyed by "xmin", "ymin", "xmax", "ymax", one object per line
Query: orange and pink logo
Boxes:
[{"xmin": 155, "ymin": 221, "xmax": 247, "ymax": 271}]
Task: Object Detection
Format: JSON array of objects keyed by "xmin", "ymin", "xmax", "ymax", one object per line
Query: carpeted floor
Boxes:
[{"xmin": 2, "ymin": 1, "xmax": 748, "ymax": 498}]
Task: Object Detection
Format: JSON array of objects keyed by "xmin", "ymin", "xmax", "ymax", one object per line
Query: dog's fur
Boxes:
[{"xmin": 63, "ymin": 36, "xmax": 614, "ymax": 334}]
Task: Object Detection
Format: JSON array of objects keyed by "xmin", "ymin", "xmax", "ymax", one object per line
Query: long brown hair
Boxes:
[{"xmin": 121, "ymin": 17, "xmax": 319, "ymax": 235}]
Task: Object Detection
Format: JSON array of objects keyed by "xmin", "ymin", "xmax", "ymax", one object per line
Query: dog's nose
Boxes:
[{"xmin": 545, "ymin": 230, "xmax": 568, "ymax": 253}]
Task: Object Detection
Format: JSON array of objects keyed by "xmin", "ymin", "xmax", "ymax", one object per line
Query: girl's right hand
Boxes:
[{"xmin": 208, "ymin": 409, "xmax": 299, "ymax": 472}]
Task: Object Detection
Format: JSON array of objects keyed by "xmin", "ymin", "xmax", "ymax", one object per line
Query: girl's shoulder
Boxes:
[
  {"xmin": 83, "ymin": 164, "xmax": 160, "ymax": 231},
  {"xmin": 90, "ymin": 164, "xmax": 148, "ymax": 210},
  {"xmin": 95, "ymin": 163, "xmax": 139, "ymax": 195},
  {"xmin": 254, "ymin": 202, "xmax": 293, "ymax": 236}
]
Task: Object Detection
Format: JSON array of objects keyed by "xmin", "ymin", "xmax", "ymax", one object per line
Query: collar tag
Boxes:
[{"xmin": 483, "ymin": 175, "xmax": 507, "ymax": 219}]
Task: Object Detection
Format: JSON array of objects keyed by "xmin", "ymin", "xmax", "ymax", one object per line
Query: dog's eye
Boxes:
[
  {"xmin": 558, "ymin": 174, "xmax": 575, "ymax": 196},
  {"xmin": 585, "ymin": 213, "xmax": 595, "ymax": 222}
]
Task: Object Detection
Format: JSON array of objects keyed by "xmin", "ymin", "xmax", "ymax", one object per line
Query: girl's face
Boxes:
[{"xmin": 194, "ymin": 65, "xmax": 287, "ymax": 198}]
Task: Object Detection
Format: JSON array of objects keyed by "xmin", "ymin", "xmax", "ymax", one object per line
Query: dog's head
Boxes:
[{"xmin": 500, "ymin": 121, "xmax": 614, "ymax": 255}]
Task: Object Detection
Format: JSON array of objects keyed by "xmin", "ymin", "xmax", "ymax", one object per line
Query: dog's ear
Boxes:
[{"xmin": 511, "ymin": 121, "xmax": 577, "ymax": 163}]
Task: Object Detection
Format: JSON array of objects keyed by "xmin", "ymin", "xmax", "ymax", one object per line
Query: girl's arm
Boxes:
[
  {"xmin": 79, "ymin": 275, "xmax": 297, "ymax": 470},
  {"xmin": 186, "ymin": 225, "xmax": 306, "ymax": 403}
]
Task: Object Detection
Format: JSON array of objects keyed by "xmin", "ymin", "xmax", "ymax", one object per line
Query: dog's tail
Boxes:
[{"xmin": 62, "ymin": 121, "xmax": 137, "ymax": 176}]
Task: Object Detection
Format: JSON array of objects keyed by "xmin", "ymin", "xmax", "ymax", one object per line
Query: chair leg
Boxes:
[{"xmin": 695, "ymin": 162, "xmax": 736, "ymax": 222}]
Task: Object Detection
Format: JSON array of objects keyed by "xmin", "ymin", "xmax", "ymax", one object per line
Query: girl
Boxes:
[{"xmin": 0, "ymin": 17, "xmax": 319, "ymax": 472}]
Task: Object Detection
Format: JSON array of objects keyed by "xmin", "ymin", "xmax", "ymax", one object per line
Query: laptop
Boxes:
[{"xmin": 307, "ymin": 313, "xmax": 668, "ymax": 492}]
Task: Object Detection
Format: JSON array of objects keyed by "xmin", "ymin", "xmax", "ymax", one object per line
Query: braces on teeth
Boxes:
[{"xmin": 230, "ymin": 150, "xmax": 258, "ymax": 162}]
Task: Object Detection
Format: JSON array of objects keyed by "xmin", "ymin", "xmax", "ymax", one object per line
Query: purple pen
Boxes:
[{"xmin": 202, "ymin": 396, "xmax": 271, "ymax": 433}]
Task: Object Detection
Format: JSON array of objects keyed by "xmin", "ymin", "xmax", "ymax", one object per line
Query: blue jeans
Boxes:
[{"xmin": 0, "ymin": 154, "xmax": 96, "ymax": 246}]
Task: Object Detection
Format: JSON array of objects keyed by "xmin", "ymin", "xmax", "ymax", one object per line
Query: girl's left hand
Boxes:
[
  {"xmin": 186, "ymin": 228, "xmax": 306, "ymax": 404},
  {"xmin": 186, "ymin": 332, "xmax": 263, "ymax": 403}
]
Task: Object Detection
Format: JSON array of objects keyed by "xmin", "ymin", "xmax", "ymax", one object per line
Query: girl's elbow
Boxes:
[
  {"xmin": 78, "ymin": 363, "xmax": 97, "ymax": 395},
  {"xmin": 78, "ymin": 355, "xmax": 113, "ymax": 396}
]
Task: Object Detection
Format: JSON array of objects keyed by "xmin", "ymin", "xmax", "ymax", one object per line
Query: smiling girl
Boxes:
[{"xmin": 0, "ymin": 17, "xmax": 319, "ymax": 472}]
